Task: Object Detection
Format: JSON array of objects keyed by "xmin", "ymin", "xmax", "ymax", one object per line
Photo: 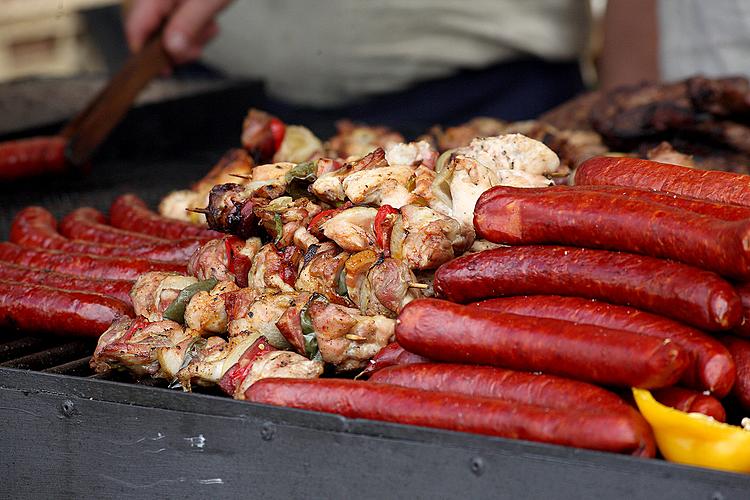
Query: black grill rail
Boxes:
[{"xmin": 0, "ymin": 333, "xmax": 95, "ymax": 374}]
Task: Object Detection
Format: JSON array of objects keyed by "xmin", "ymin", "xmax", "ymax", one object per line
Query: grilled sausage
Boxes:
[
  {"xmin": 473, "ymin": 296, "xmax": 735, "ymax": 397},
  {"xmin": 719, "ymin": 336, "xmax": 750, "ymax": 411},
  {"xmin": 434, "ymin": 246, "xmax": 741, "ymax": 331},
  {"xmin": 110, "ymin": 194, "xmax": 222, "ymax": 240},
  {"xmin": 575, "ymin": 156, "xmax": 750, "ymax": 207},
  {"xmin": 60, "ymin": 207, "xmax": 172, "ymax": 246},
  {"xmin": 474, "ymin": 186, "xmax": 750, "ymax": 279},
  {"xmin": 396, "ymin": 299, "xmax": 689, "ymax": 388},
  {"xmin": 360, "ymin": 342, "xmax": 430, "ymax": 377},
  {"xmin": 0, "ymin": 136, "xmax": 68, "ymax": 181},
  {"xmin": 0, "ymin": 242, "xmax": 184, "ymax": 281},
  {"xmin": 0, "ymin": 261, "xmax": 133, "ymax": 306},
  {"xmin": 733, "ymin": 283, "xmax": 750, "ymax": 338},
  {"xmin": 0, "ymin": 280, "xmax": 131, "ymax": 337},
  {"xmin": 10, "ymin": 206, "xmax": 199, "ymax": 264},
  {"xmin": 246, "ymin": 378, "xmax": 655, "ymax": 456},
  {"xmin": 651, "ymin": 387, "xmax": 726, "ymax": 422},
  {"xmin": 574, "ymin": 186, "xmax": 750, "ymax": 221}
]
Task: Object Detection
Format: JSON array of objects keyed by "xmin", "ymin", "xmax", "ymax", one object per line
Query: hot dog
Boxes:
[
  {"xmin": 0, "ymin": 136, "xmax": 68, "ymax": 181},
  {"xmin": 0, "ymin": 261, "xmax": 133, "ymax": 306},
  {"xmin": 360, "ymin": 342, "xmax": 430, "ymax": 377},
  {"xmin": 246, "ymin": 378, "xmax": 655, "ymax": 456},
  {"xmin": 474, "ymin": 186, "xmax": 750, "ymax": 279},
  {"xmin": 0, "ymin": 280, "xmax": 131, "ymax": 337},
  {"xmin": 651, "ymin": 387, "xmax": 726, "ymax": 422},
  {"xmin": 434, "ymin": 246, "xmax": 741, "ymax": 331},
  {"xmin": 110, "ymin": 194, "xmax": 222, "ymax": 240},
  {"xmin": 0, "ymin": 242, "xmax": 184, "ymax": 281},
  {"xmin": 473, "ymin": 295, "xmax": 735, "ymax": 397},
  {"xmin": 574, "ymin": 156, "xmax": 750, "ymax": 207},
  {"xmin": 10, "ymin": 206, "xmax": 199, "ymax": 263},
  {"xmin": 733, "ymin": 283, "xmax": 750, "ymax": 338},
  {"xmin": 719, "ymin": 336, "xmax": 750, "ymax": 411},
  {"xmin": 396, "ymin": 299, "xmax": 689, "ymax": 389},
  {"xmin": 60, "ymin": 207, "xmax": 172, "ymax": 246}
]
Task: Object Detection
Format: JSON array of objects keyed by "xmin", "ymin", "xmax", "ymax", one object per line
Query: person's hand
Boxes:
[{"xmin": 125, "ymin": 0, "xmax": 233, "ymax": 65}]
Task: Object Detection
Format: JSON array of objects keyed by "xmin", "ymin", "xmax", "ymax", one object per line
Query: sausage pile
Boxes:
[{"xmin": 0, "ymin": 195, "xmax": 216, "ymax": 337}]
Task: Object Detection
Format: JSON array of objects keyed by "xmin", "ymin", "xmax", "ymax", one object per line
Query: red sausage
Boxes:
[
  {"xmin": 10, "ymin": 207, "xmax": 199, "ymax": 264},
  {"xmin": 473, "ymin": 296, "xmax": 735, "ymax": 397},
  {"xmin": 575, "ymin": 156, "xmax": 750, "ymax": 207},
  {"xmin": 733, "ymin": 283, "xmax": 750, "ymax": 338},
  {"xmin": 720, "ymin": 336, "xmax": 750, "ymax": 411},
  {"xmin": 0, "ymin": 280, "xmax": 131, "ymax": 337},
  {"xmin": 0, "ymin": 136, "xmax": 68, "ymax": 181},
  {"xmin": 573, "ymin": 185, "xmax": 750, "ymax": 221},
  {"xmin": 434, "ymin": 246, "xmax": 741, "ymax": 331},
  {"xmin": 370, "ymin": 363, "xmax": 630, "ymax": 412},
  {"xmin": 474, "ymin": 186, "xmax": 750, "ymax": 279},
  {"xmin": 60, "ymin": 207, "xmax": 172, "ymax": 246},
  {"xmin": 360, "ymin": 342, "xmax": 430, "ymax": 377},
  {"xmin": 246, "ymin": 378, "xmax": 655, "ymax": 457},
  {"xmin": 396, "ymin": 299, "xmax": 689, "ymax": 389},
  {"xmin": 0, "ymin": 261, "xmax": 133, "ymax": 306},
  {"xmin": 0, "ymin": 242, "xmax": 184, "ymax": 281},
  {"xmin": 651, "ymin": 387, "xmax": 726, "ymax": 422},
  {"xmin": 110, "ymin": 194, "xmax": 222, "ymax": 240}
]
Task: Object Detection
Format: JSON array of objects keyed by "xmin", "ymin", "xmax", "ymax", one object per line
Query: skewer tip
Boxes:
[
  {"xmin": 408, "ymin": 282, "xmax": 429, "ymax": 289},
  {"xmin": 186, "ymin": 207, "xmax": 210, "ymax": 214},
  {"xmin": 229, "ymin": 173, "xmax": 253, "ymax": 180}
]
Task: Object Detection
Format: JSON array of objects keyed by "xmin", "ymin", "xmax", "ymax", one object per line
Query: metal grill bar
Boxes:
[
  {"xmin": 43, "ymin": 356, "xmax": 93, "ymax": 376},
  {"xmin": 0, "ymin": 340, "xmax": 93, "ymax": 370},
  {"xmin": 0, "ymin": 336, "xmax": 57, "ymax": 363}
]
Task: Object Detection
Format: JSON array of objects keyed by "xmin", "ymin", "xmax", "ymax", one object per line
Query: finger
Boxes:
[
  {"xmin": 124, "ymin": 0, "xmax": 178, "ymax": 52},
  {"xmin": 164, "ymin": 0, "xmax": 231, "ymax": 63}
]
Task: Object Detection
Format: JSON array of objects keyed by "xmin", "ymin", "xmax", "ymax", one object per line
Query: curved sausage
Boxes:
[
  {"xmin": 0, "ymin": 242, "xmax": 184, "ymax": 281},
  {"xmin": 651, "ymin": 387, "xmax": 726, "ymax": 422},
  {"xmin": 0, "ymin": 136, "xmax": 68, "ymax": 181},
  {"xmin": 719, "ymin": 336, "xmax": 750, "ymax": 411},
  {"xmin": 360, "ymin": 342, "xmax": 430, "ymax": 377},
  {"xmin": 60, "ymin": 207, "xmax": 172, "ymax": 246},
  {"xmin": 434, "ymin": 246, "xmax": 741, "ymax": 331},
  {"xmin": 473, "ymin": 296, "xmax": 735, "ymax": 397},
  {"xmin": 396, "ymin": 299, "xmax": 689, "ymax": 389},
  {"xmin": 574, "ymin": 156, "xmax": 750, "ymax": 207},
  {"xmin": 10, "ymin": 206, "xmax": 199, "ymax": 263},
  {"xmin": 474, "ymin": 186, "xmax": 750, "ymax": 279},
  {"xmin": 0, "ymin": 280, "xmax": 131, "ymax": 337},
  {"xmin": 0, "ymin": 261, "xmax": 133, "ymax": 306},
  {"xmin": 110, "ymin": 194, "xmax": 222, "ymax": 240},
  {"xmin": 246, "ymin": 378, "xmax": 655, "ymax": 457}
]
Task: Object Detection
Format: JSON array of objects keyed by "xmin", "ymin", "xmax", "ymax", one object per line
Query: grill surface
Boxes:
[{"xmin": 2, "ymin": 81, "xmax": 750, "ymax": 499}]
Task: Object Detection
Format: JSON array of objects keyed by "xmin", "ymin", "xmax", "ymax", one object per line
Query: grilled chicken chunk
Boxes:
[{"xmin": 130, "ymin": 272, "xmax": 198, "ymax": 321}]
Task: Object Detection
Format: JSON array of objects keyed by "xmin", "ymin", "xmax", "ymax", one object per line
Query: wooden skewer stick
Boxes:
[
  {"xmin": 186, "ymin": 207, "xmax": 210, "ymax": 214},
  {"xmin": 408, "ymin": 282, "xmax": 429, "ymax": 289},
  {"xmin": 345, "ymin": 334, "xmax": 367, "ymax": 341},
  {"xmin": 229, "ymin": 173, "xmax": 253, "ymax": 180}
]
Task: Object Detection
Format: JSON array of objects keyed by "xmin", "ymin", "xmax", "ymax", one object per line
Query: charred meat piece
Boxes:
[{"xmin": 187, "ymin": 236, "xmax": 261, "ymax": 287}]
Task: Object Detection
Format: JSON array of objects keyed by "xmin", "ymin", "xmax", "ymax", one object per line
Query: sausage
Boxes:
[
  {"xmin": 434, "ymin": 246, "xmax": 741, "ymax": 331},
  {"xmin": 360, "ymin": 342, "xmax": 431, "ymax": 377},
  {"xmin": 0, "ymin": 261, "xmax": 133, "ymax": 306},
  {"xmin": 110, "ymin": 194, "xmax": 222, "ymax": 240},
  {"xmin": 60, "ymin": 207, "xmax": 172, "ymax": 246},
  {"xmin": 473, "ymin": 296, "xmax": 735, "ymax": 397},
  {"xmin": 733, "ymin": 283, "xmax": 750, "ymax": 338},
  {"xmin": 474, "ymin": 186, "xmax": 750, "ymax": 279},
  {"xmin": 396, "ymin": 298, "xmax": 689, "ymax": 388},
  {"xmin": 651, "ymin": 387, "xmax": 726, "ymax": 422},
  {"xmin": 0, "ymin": 242, "xmax": 184, "ymax": 281},
  {"xmin": 573, "ymin": 185, "xmax": 750, "ymax": 221},
  {"xmin": 719, "ymin": 336, "xmax": 750, "ymax": 411},
  {"xmin": 0, "ymin": 136, "xmax": 68, "ymax": 181},
  {"xmin": 0, "ymin": 280, "xmax": 131, "ymax": 337},
  {"xmin": 10, "ymin": 206, "xmax": 199, "ymax": 264},
  {"xmin": 246, "ymin": 378, "xmax": 655, "ymax": 457},
  {"xmin": 574, "ymin": 156, "xmax": 750, "ymax": 207}
]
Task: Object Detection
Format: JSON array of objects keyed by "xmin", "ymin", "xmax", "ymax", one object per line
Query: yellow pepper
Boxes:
[{"xmin": 632, "ymin": 388, "xmax": 750, "ymax": 474}]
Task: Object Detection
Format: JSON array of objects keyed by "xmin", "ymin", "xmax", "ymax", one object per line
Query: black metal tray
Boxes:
[{"xmin": 1, "ymin": 82, "xmax": 750, "ymax": 499}]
